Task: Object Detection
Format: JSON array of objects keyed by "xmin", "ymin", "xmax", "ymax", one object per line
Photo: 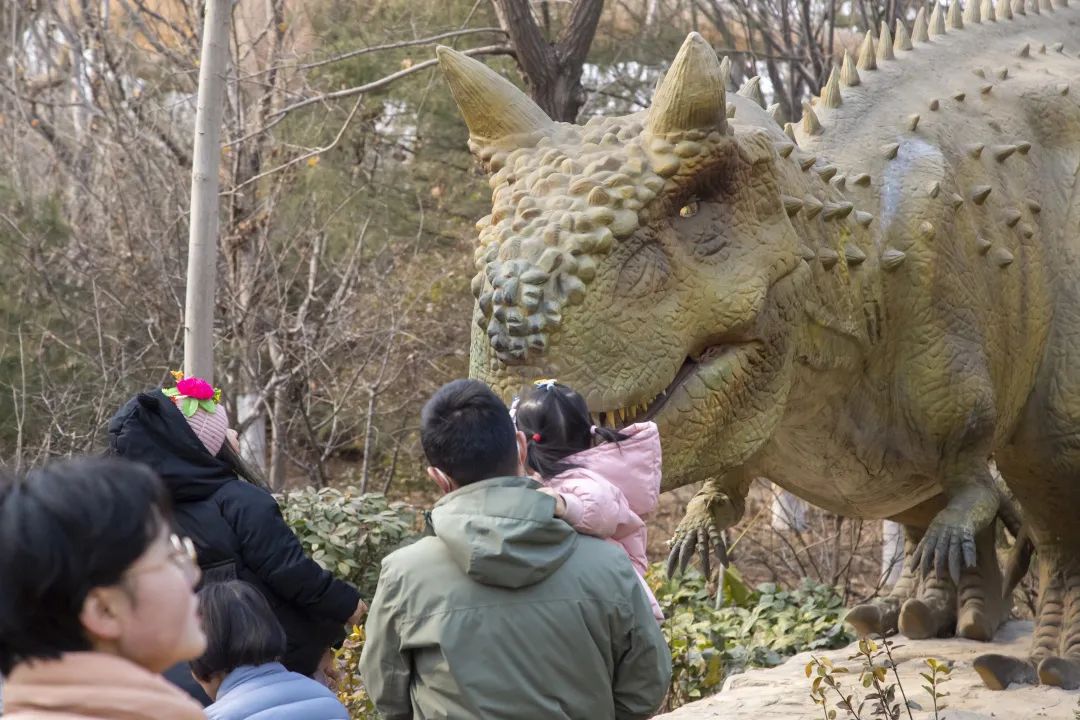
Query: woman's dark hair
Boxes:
[
  {"xmin": 218, "ymin": 441, "xmax": 269, "ymax": 490},
  {"xmin": 514, "ymin": 382, "xmax": 626, "ymax": 479},
  {"xmin": 190, "ymin": 580, "xmax": 286, "ymax": 681},
  {"xmin": 0, "ymin": 458, "xmax": 169, "ymax": 675}
]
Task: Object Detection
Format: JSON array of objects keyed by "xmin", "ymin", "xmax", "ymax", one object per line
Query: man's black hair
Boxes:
[
  {"xmin": 0, "ymin": 457, "xmax": 169, "ymax": 675},
  {"xmin": 190, "ymin": 581, "xmax": 286, "ymax": 681},
  {"xmin": 420, "ymin": 379, "xmax": 520, "ymax": 486}
]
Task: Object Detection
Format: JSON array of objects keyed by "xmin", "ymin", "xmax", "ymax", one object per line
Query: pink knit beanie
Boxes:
[{"xmin": 163, "ymin": 372, "xmax": 229, "ymax": 456}]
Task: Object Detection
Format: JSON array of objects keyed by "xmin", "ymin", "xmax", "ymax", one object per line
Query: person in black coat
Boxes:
[{"xmin": 107, "ymin": 383, "xmax": 366, "ymax": 698}]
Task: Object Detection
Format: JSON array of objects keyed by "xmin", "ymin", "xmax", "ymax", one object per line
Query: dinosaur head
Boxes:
[{"xmin": 439, "ymin": 34, "xmax": 808, "ymax": 488}]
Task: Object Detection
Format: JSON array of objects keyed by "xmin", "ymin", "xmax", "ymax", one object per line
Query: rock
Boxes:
[{"xmin": 655, "ymin": 621, "xmax": 1079, "ymax": 719}]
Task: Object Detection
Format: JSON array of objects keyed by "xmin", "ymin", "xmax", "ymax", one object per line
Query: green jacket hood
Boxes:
[{"xmin": 430, "ymin": 476, "xmax": 577, "ymax": 589}]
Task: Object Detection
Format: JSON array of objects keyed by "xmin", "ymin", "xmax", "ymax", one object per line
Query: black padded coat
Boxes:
[{"xmin": 107, "ymin": 390, "xmax": 361, "ymax": 677}]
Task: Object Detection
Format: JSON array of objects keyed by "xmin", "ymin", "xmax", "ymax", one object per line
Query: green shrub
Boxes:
[
  {"xmin": 278, "ymin": 488, "xmax": 417, "ymax": 598},
  {"xmin": 649, "ymin": 564, "xmax": 854, "ymax": 710}
]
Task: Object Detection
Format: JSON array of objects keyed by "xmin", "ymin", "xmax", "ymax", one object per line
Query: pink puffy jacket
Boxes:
[{"xmin": 541, "ymin": 421, "xmax": 663, "ymax": 620}]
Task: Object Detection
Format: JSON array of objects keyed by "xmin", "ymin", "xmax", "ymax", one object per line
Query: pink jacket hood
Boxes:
[{"xmin": 563, "ymin": 421, "xmax": 661, "ymax": 517}]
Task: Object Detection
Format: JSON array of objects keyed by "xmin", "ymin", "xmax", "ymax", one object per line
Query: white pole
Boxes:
[{"xmin": 183, "ymin": 0, "xmax": 232, "ymax": 383}]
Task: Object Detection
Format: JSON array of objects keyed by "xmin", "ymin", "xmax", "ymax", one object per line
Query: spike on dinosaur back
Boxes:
[
  {"xmin": 976, "ymin": 235, "xmax": 993, "ymax": 254},
  {"xmin": 845, "ymin": 243, "xmax": 868, "ymax": 263},
  {"xmin": 907, "ymin": 114, "xmax": 921, "ymax": 131},
  {"xmin": 804, "ymin": 196, "xmax": 824, "ymax": 218},
  {"xmin": 1019, "ymin": 43, "xmax": 1031, "ymax": 57},
  {"xmin": 895, "ymin": 20, "xmax": 914, "ymax": 50},
  {"xmin": 783, "ymin": 195, "xmax": 804, "ymax": 216},
  {"xmin": 914, "ymin": 6, "xmax": 931, "ymax": 41},
  {"xmin": 882, "ymin": 142, "xmax": 901, "ymax": 159},
  {"xmin": 854, "ymin": 211, "xmax": 875, "ymax": 228},
  {"xmin": 878, "ymin": 22, "xmax": 895, "ymax": 60},
  {"xmin": 775, "ymin": 141, "xmax": 796, "ymax": 157},
  {"xmin": 841, "ymin": 50, "xmax": 861, "ymax": 86},
  {"xmin": 930, "ymin": 98, "xmax": 941, "ymax": 110},
  {"xmin": 784, "ymin": 122, "xmax": 797, "ymax": 141},
  {"xmin": 802, "ymin": 102, "xmax": 823, "ymax": 135},
  {"xmin": 767, "ymin": 103, "xmax": 783, "ymax": 124},
  {"xmin": 719, "ymin": 56, "xmax": 732, "ymax": 89},
  {"xmin": 857, "ymin": 30, "xmax": 878, "ymax": 70},
  {"xmin": 819, "ymin": 247, "xmax": 840, "ymax": 269},
  {"xmin": 948, "ymin": 0, "xmax": 965, "ymax": 28},
  {"xmin": 972, "ymin": 185, "xmax": 993, "ymax": 204},
  {"xmin": 993, "ymin": 144, "xmax": 1018, "ymax": 160},
  {"xmin": 931, "ymin": 2, "xmax": 948, "ymax": 34},
  {"xmin": 737, "ymin": 76, "xmax": 766, "ymax": 108},
  {"xmin": 821, "ymin": 67, "xmax": 843, "ymax": 108}
]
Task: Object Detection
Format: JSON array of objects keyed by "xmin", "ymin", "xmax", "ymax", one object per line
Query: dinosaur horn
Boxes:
[
  {"xmin": 648, "ymin": 32, "xmax": 727, "ymax": 136},
  {"xmin": 436, "ymin": 46, "xmax": 554, "ymax": 148}
]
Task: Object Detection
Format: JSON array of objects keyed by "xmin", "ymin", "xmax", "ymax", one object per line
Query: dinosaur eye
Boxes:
[{"xmin": 679, "ymin": 200, "xmax": 699, "ymax": 218}]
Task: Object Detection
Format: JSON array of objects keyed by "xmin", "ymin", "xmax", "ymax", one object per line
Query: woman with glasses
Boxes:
[
  {"xmin": 107, "ymin": 377, "xmax": 367, "ymax": 700},
  {"xmin": 0, "ymin": 457, "xmax": 207, "ymax": 719}
]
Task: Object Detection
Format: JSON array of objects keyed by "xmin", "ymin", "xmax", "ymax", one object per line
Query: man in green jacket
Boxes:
[{"xmin": 359, "ymin": 379, "xmax": 671, "ymax": 720}]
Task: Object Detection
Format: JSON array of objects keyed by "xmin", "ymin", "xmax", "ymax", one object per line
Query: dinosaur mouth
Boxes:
[{"xmin": 589, "ymin": 342, "xmax": 758, "ymax": 430}]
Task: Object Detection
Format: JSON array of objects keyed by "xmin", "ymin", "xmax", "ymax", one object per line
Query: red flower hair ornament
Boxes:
[{"xmin": 162, "ymin": 370, "xmax": 223, "ymax": 418}]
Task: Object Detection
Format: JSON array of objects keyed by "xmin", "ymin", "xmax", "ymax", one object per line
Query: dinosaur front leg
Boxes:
[
  {"xmin": 911, "ymin": 458, "xmax": 1000, "ymax": 586},
  {"xmin": 666, "ymin": 476, "xmax": 749, "ymax": 583}
]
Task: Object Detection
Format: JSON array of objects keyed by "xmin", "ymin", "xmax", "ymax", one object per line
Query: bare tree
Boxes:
[{"xmin": 491, "ymin": 0, "xmax": 605, "ymax": 121}]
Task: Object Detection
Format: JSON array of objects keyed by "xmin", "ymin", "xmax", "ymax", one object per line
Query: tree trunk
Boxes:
[
  {"xmin": 183, "ymin": 0, "xmax": 231, "ymax": 382},
  {"xmin": 490, "ymin": 0, "xmax": 605, "ymax": 122}
]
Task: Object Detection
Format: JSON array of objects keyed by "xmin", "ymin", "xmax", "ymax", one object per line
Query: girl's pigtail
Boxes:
[{"xmin": 592, "ymin": 425, "xmax": 628, "ymax": 445}]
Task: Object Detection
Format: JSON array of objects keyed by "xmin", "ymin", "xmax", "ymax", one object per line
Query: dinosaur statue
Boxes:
[{"xmin": 436, "ymin": 0, "xmax": 1080, "ymax": 690}]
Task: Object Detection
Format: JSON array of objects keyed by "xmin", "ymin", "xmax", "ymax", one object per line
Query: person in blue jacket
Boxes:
[{"xmin": 192, "ymin": 580, "xmax": 349, "ymax": 720}]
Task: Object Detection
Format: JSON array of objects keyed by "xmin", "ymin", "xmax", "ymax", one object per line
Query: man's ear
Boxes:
[
  {"xmin": 516, "ymin": 430, "xmax": 529, "ymax": 475},
  {"xmin": 427, "ymin": 466, "xmax": 456, "ymax": 494},
  {"xmin": 79, "ymin": 587, "xmax": 124, "ymax": 645}
]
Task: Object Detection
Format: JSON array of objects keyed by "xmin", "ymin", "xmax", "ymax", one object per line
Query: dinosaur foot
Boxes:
[
  {"xmin": 973, "ymin": 654, "xmax": 1037, "ymax": 691},
  {"xmin": 957, "ymin": 603, "xmax": 994, "ymax": 642},
  {"xmin": 1037, "ymin": 657, "xmax": 1080, "ymax": 689},
  {"xmin": 846, "ymin": 603, "xmax": 892, "ymax": 637},
  {"xmin": 898, "ymin": 575, "xmax": 956, "ymax": 640}
]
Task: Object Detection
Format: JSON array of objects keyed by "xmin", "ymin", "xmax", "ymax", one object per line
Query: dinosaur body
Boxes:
[{"xmin": 438, "ymin": 0, "xmax": 1080, "ymax": 689}]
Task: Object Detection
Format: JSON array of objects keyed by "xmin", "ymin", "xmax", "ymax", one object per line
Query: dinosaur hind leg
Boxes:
[
  {"xmin": 847, "ymin": 525, "xmax": 919, "ymax": 637},
  {"xmin": 1035, "ymin": 552, "xmax": 1080, "ymax": 689}
]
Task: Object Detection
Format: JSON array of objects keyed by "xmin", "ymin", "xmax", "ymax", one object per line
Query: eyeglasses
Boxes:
[{"xmin": 127, "ymin": 533, "xmax": 201, "ymax": 587}]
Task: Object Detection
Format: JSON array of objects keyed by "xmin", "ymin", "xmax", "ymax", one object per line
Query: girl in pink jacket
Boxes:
[{"xmin": 513, "ymin": 380, "xmax": 663, "ymax": 620}]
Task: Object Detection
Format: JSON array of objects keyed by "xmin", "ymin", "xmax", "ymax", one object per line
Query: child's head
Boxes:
[
  {"xmin": 191, "ymin": 581, "xmax": 286, "ymax": 695},
  {"xmin": 514, "ymin": 380, "xmax": 625, "ymax": 479}
]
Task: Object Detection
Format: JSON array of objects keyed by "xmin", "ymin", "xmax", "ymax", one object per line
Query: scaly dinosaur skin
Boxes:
[{"xmin": 438, "ymin": 0, "xmax": 1080, "ymax": 688}]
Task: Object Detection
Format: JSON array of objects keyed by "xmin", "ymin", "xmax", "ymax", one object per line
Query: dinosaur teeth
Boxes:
[
  {"xmin": 982, "ymin": 0, "xmax": 997, "ymax": 20},
  {"xmin": 998, "ymin": 0, "xmax": 1013, "ymax": 18},
  {"xmin": 964, "ymin": 0, "xmax": 982, "ymax": 23},
  {"xmin": 881, "ymin": 249, "xmax": 907, "ymax": 270},
  {"xmin": 972, "ymin": 185, "xmax": 993, "ymax": 204}
]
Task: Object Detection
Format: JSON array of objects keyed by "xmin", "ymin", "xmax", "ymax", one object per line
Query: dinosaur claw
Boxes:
[
  {"xmin": 698, "ymin": 531, "xmax": 711, "ymax": 580},
  {"xmin": 678, "ymin": 529, "xmax": 697, "ymax": 574},
  {"xmin": 665, "ymin": 541, "xmax": 682, "ymax": 578},
  {"xmin": 948, "ymin": 534, "xmax": 962, "ymax": 586}
]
